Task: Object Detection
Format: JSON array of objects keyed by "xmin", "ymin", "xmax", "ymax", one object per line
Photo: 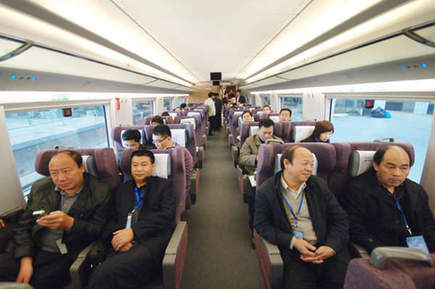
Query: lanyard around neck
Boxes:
[
  {"xmin": 395, "ymin": 197, "xmax": 412, "ymax": 235},
  {"xmin": 132, "ymin": 186, "xmax": 144, "ymax": 213},
  {"xmin": 281, "ymin": 190, "xmax": 305, "ymax": 226}
]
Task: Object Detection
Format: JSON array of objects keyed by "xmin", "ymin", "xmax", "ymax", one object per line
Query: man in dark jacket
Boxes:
[
  {"xmin": 213, "ymin": 93, "xmax": 223, "ymax": 130},
  {"xmin": 0, "ymin": 150, "xmax": 112, "ymax": 289},
  {"xmin": 91, "ymin": 150, "xmax": 176, "ymax": 289},
  {"xmin": 255, "ymin": 146, "xmax": 349, "ymax": 289},
  {"xmin": 342, "ymin": 145, "xmax": 435, "ymax": 254}
]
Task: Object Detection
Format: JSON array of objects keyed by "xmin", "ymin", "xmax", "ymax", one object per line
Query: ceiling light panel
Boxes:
[{"xmin": 238, "ymin": 0, "xmax": 381, "ymax": 79}]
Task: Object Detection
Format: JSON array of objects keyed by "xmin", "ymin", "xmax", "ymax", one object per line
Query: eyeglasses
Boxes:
[{"xmin": 153, "ymin": 136, "xmax": 168, "ymax": 144}]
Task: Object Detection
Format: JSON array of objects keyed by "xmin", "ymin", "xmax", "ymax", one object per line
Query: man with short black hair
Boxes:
[
  {"xmin": 0, "ymin": 150, "xmax": 112, "ymax": 289},
  {"xmin": 342, "ymin": 145, "xmax": 435, "ymax": 254},
  {"xmin": 279, "ymin": 108, "xmax": 292, "ymax": 122},
  {"xmin": 151, "ymin": 115, "xmax": 164, "ymax": 126},
  {"xmin": 255, "ymin": 146, "xmax": 349, "ymax": 289},
  {"xmin": 152, "ymin": 125, "xmax": 194, "ymax": 199},
  {"xmin": 236, "ymin": 90, "xmax": 247, "ymax": 104},
  {"xmin": 122, "ymin": 129, "xmax": 142, "ymax": 150},
  {"xmin": 240, "ymin": 119, "xmax": 283, "ymax": 231}
]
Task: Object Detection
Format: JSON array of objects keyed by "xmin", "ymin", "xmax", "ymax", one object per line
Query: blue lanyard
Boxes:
[
  {"xmin": 133, "ymin": 187, "xmax": 144, "ymax": 212},
  {"xmin": 396, "ymin": 198, "xmax": 412, "ymax": 235},
  {"xmin": 281, "ymin": 190, "xmax": 305, "ymax": 226}
]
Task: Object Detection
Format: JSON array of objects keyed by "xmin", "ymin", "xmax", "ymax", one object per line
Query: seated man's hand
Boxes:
[
  {"xmin": 36, "ymin": 211, "xmax": 74, "ymax": 231},
  {"xmin": 16, "ymin": 256, "xmax": 33, "ymax": 283},
  {"xmin": 112, "ymin": 228, "xmax": 134, "ymax": 251},
  {"xmin": 293, "ymin": 238, "xmax": 318, "ymax": 262},
  {"xmin": 0, "ymin": 218, "xmax": 5, "ymax": 229},
  {"xmin": 118, "ymin": 241, "xmax": 135, "ymax": 252},
  {"xmin": 312, "ymin": 246, "xmax": 335, "ymax": 263}
]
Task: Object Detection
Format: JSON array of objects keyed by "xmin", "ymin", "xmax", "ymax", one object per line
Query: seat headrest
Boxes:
[
  {"xmin": 187, "ymin": 111, "xmax": 201, "ymax": 118},
  {"xmin": 269, "ymin": 115, "xmax": 280, "ymax": 123},
  {"xmin": 152, "ymin": 153, "xmax": 172, "ymax": 179},
  {"xmin": 249, "ymin": 126, "xmax": 259, "ymax": 136},
  {"xmin": 180, "ymin": 118, "xmax": 196, "ymax": 130},
  {"xmin": 170, "ymin": 129, "xmax": 187, "ymax": 147},
  {"xmin": 121, "ymin": 129, "xmax": 144, "ymax": 146},
  {"xmin": 257, "ymin": 111, "xmax": 264, "ymax": 116},
  {"xmin": 349, "ymin": 150, "xmax": 376, "ymax": 177},
  {"xmin": 274, "ymin": 153, "xmax": 318, "ymax": 175},
  {"xmin": 169, "ymin": 112, "xmax": 178, "ymax": 118},
  {"xmin": 234, "ymin": 111, "xmax": 243, "ymax": 117},
  {"xmin": 293, "ymin": 126, "xmax": 315, "ymax": 142},
  {"xmin": 81, "ymin": 155, "xmax": 98, "ymax": 177}
]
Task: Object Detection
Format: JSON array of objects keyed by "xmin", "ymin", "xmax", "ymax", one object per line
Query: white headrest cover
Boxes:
[
  {"xmin": 152, "ymin": 153, "xmax": 172, "ymax": 179},
  {"xmin": 293, "ymin": 126, "xmax": 315, "ymax": 143},
  {"xmin": 170, "ymin": 129, "xmax": 187, "ymax": 147},
  {"xmin": 180, "ymin": 118, "xmax": 196, "ymax": 130},
  {"xmin": 187, "ymin": 111, "xmax": 201, "ymax": 118},
  {"xmin": 270, "ymin": 115, "xmax": 280, "ymax": 123},
  {"xmin": 234, "ymin": 111, "xmax": 243, "ymax": 117},
  {"xmin": 121, "ymin": 129, "xmax": 144, "ymax": 146},
  {"xmin": 274, "ymin": 153, "xmax": 318, "ymax": 175},
  {"xmin": 349, "ymin": 150, "xmax": 376, "ymax": 177},
  {"xmin": 257, "ymin": 111, "xmax": 264, "ymax": 116},
  {"xmin": 169, "ymin": 112, "xmax": 178, "ymax": 118},
  {"xmin": 81, "ymin": 155, "xmax": 98, "ymax": 176},
  {"xmin": 249, "ymin": 126, "xmax": 259, "ymax": 136}
]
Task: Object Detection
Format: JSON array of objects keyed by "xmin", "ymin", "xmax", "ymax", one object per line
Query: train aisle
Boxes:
[{"xmin": 182, "ymin": 127, "xmax": 264, "ymax": 289}]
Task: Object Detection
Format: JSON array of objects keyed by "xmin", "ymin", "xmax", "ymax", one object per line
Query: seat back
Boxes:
[
  {"xmin": 119, "ymin": 147, "xmax": 186, "ymax": 223},
  {"xmin": 259, "ymin": 113, "xmax": 280, "ymax": 122},
  {"xmin": 290, "ymin": 121, "xmax": 316, "ymax": 142},
  {"xmin": 35, "ymin": 148, "xmax": 120, "ymax": 190},
  {"xmin": 256, "ymin": 143, "xmax": 336, "ymax": 190},
  {"xmin": 144, "ymin": 116, "xmax": 174, "ymax": 125},
  {"xmin": 331, "ymin": 142, "xmax": 414, "ymax": 198}
]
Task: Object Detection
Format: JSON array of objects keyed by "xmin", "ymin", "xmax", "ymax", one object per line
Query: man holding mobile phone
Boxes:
[{"xmin": 0, "ymin": 150, "xmax": 111, "ymax": 289}]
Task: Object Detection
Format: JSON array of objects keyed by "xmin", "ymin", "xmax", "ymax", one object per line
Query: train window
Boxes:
[
  {"xmin": 249, "ymin": 95, "xmax": 256, "ymax": 106},
  {"xmin": 132, "ymin": 100, "xmax": 154, "ymax": 125},
  {"xmin": 280, "ymin": 96, "xmax": 303, "ymax": 121},
  {"xmin": 177, "ymin": 96, "xmax": 185, "ymax": 107},
  {"xmin": 260, "ymin": 94, "xmax": 271, "ymax": 106},
  {"xmin": 330, "ymin": 98, "xmax": 434, "ymax": 182},
  {"xmin": 6, "ymin": 105, "xmax": 109, "ymax": 195},
  {"xmin": 163, "ymin": 97, "xmax": 174, "ymax": 111}
]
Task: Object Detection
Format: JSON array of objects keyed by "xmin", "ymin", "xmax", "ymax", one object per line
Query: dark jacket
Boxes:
[
  {"xmin": 237, "ymin": 95, "xmax": 247, "ymax": 104},
  {"xmin": 254, "ymin": 172, "xmax": 349, "ymax": 255},
  {"xmin": 301, "ymin": 135, "xmax": 328, "ymax": 143},
  {"xmin": 12, "ymin": 173, "xmax": 112, "ymax": 259},
  {"xmin": 103, "ymin": 177, "xmax": 176, "ymax": 261},
  {"xmin": 341, "ymin": 168, "xmax": 435, "ymax": 253},
  {"xmin": 214, "ymin": 97, "xmax": 223, "ymax": 113}
]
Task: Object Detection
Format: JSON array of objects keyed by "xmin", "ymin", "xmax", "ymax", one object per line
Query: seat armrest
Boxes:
[
  {"xmin": 0, "ymin": 283, "xmax": 34, "ymax": 289},
  {"xmin": 70, "ymin": 241, "xmax": 104, "ymax": 289},
  {"xmin": 162, "ymin": 222, "xmax": 188, "ymax": 289}
]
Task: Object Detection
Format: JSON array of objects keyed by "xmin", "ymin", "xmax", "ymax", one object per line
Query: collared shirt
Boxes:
[
  {"xmin": 280, "ymin": 176, "xmax": 317, "ymax": 248},
  {"xmin": 40, "ymin": 186, "xmax": 82, "ymax": 253}
]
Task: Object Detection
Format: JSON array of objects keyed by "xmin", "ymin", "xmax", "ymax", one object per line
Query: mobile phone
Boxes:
[{"xmin": 32, "ymin": 210, "xmax": 46, "ymax": 218}]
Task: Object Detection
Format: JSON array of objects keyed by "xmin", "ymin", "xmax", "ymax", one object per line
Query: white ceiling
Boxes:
[{"xmin": 113, "ymin": 0, "xmax": 311, "ymax": 82}]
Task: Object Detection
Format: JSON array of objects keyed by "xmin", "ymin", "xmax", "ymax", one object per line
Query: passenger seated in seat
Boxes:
[
  {"xmin": 342, "ymin": 145, "xmax": 435, "ymax": 254},
  {"xmin": 122, "ymin": 129, "xmax": 155, "ymax": 151},
  {"xmin": 92, "ymin": 150, "xmax": 176, "ymax": 289},
  {"xmin": 301, "ymin": 121, "xmax": 334, "ymax": 143},
  {"xmin": 0, "ymin": 150, "xmax": 112, "ymax": 289},
  {"xmin": 153, "ymin": 124, "xmax": 193, "ymax": 197},
  {"xmin": 151, "ymin": 115, "xmax": 164, "ymax": 126},
  {"xmin": 255, "ymin": 146, "xmax": 349, "ymax": 289},
  {"xmin": 161, "ymin": 111, "xmax": 170, "ymax": 117},
  {"xmin": 234, "ymin": 111, "xmax": 254, "ymax": 146},
  {"xmin": 239, "ymin": 119, "xmax": 283, "ymax": 231},
  {"xmin": 279, "ymin": 108, "xmax": 292, "ymax": 122},
  {"xmin": 262, "ymin": 105, "xmax": 272, "ymax": 114}
]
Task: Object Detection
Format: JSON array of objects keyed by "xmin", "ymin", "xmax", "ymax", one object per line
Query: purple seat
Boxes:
[
  {"xmin": 344, "ymin": 254, "xmax": 435, "ymax": 289},
  {"xmin": 119, "ymin": 147, "xmax": 186, "ymax": 223},
  {"xmin": 259, "ymin": 112, "xmax": 280, "ymax": 122},
  {"xmin": 112, "ymin": 126, "xmax": 145, "ymax": 154},
  {"xmin": 255, "ymin": 142, "xmax": 337, "ymax": 289},
  {"xmin": 144, "ymin": 116, "xmax": 174, "ymax": 125},
  {"xmin": 289, "ymin": 121, "xmax": 316, "ymax": 142},
  {"xmin": 174, "ymin": 115, "xmax": 203, "ymax": 148},
  {"xmin": 331, "ymin": 142, "xmax": 415, "ymax": 199},
  {"xmin": 35, "ymin": 148, "xmax": 120, "ymax": 190},
  {"xmin": 239, "ymin": 121, "xmax": 287, "ymax": 148}
]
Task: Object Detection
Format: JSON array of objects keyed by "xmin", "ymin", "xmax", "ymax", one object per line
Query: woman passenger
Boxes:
[
  {"xmin": 91, "ymin": 149, "xmax": 176, "ymax": 289},
  {"xmin": 301, "ymin": 120, "xmax": 334, "ymax": 143}
]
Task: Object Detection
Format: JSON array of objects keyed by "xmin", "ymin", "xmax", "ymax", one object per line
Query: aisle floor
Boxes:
[{"xmin": 181, "ymin": 128, "xmax": 264, "ymax": 289}]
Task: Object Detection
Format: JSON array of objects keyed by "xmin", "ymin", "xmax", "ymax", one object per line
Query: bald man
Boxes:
[
  {"xmin": 342, "ymin": 145, "xmax": 435, "ymax": 254},
  {"xmin": 255, "ymin": 146, "xmax": 349, "ymax": 289}
]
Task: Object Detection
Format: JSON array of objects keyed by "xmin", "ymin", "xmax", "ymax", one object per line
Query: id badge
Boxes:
[
  {"xmin": 56, "ymin": 239, "xmax": 68, "ymax": 255},
  {"xmin": 406, "ymin": 235, "xmax": 430, "ymax": 254},
  {"xmin": 125, "ymin": 214, "xmax": 132, "ymax": 229},
  {"xmin": 294, "ymin": 231, "xmax": 303, "ymax": 239}
]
